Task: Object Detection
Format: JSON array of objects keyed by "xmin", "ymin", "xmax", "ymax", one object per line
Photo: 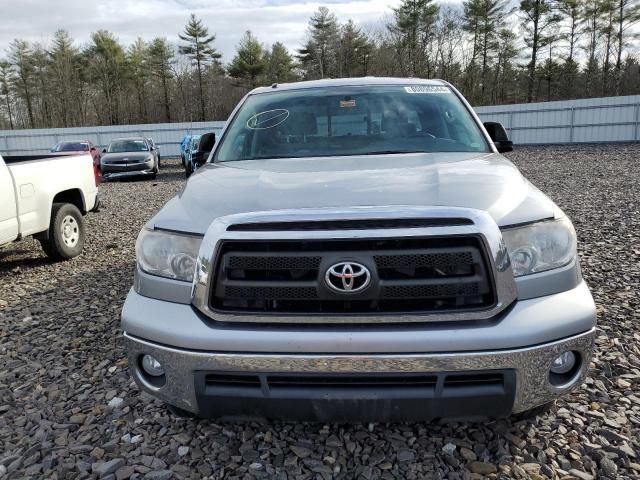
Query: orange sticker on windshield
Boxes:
[{"xmin": 340, "ymin": 99, "xmax": 357, "ymax": 108}]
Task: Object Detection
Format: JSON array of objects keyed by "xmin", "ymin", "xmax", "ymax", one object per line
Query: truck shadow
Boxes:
[{"xmin": 0, "ymin": 244, "xmax": 53, "ymax": 272}]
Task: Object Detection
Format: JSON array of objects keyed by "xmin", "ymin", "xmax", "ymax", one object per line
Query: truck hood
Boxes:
[
  {"xmin": 102, "ymin": 152, "xmax": 151, "ymax": 162},
  {"xmin": 151, "ymin": 152, "xmax": 560, "ymax": 234}
]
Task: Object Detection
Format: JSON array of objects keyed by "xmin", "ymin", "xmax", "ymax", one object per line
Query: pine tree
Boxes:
[
  {"xmin": 264, "ymin": 42, "xmax": 295, "ymax": 84},
  {"xmin": 297, "ymin": 7, "xmax": 340, "ymax": 78},
  {"xmin": 0, "ymin": 61, "xmax": 15, "ymax": 129},
  {"xmin": 178, "ymin": 14, "xmax": 222, "ymax": 121},
  {"xmin": 519, "ymin": 0, "xmax": 561, "ymax": 102},
  {"xmin": 49, "ymin": 30, "xmax": 82, "ymax": 127},
  {"xmin": 613, "ymin": 0, "xmax": 640, "ymax": 92},
  {"xmin": 462, "ymin": 0, "xmax": 506, "ymax": 102},
  {"xmin": 600, "ymin": 0, "xmax": 617, "ymax": 94},
  {"xmin": 557, "ymin": 0, "xmax": 581, "ymax": 62},
  {"xmin": 148, "ymin": 38, "xmax": 174, "ymax": 122},
  {"xmin": 8, "ymin": 39, "xmax": 35, "ymax": 128},
  {"xmin": 86, "ymin": 30, "xmax": 128, "ymax": 125},
  {"xmin": 32, "ymin": 44, "xmax": 54, "ymax": 127},
  {"xmin": 338, "ymin": 20, "xmax": 374, "ymax": 77},
  {"xmin": 227, "ymin": 31, "xmax": 267, "ymax": 86},
  {"xmin": 388, "ymin": 0, "xmax": 440, "ymax": 77},
  {"xmin": 128, "ymin": 38, "xmax": 149, "ymax": 122},
  {"xmin": 493, "ymin": 28, "xmax": 518, "ymax": 102}
]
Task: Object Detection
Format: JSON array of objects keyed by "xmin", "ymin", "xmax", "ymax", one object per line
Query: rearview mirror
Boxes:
[{"xmin": 483, "ymin": 122, "xmax": 513, "ymax": 153}]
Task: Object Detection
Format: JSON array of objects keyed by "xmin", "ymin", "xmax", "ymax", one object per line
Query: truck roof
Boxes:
[{"xmin": 250, "ymin": 77, "xmax": 448, "ymax": 95}]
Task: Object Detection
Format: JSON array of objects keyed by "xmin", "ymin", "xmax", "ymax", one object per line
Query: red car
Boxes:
[{"xmin": 51, "ymin": 141, "xmax": 101, "ymax": 169}]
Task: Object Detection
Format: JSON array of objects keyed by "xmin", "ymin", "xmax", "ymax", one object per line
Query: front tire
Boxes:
[
  {"xmin": 185, "ymin": 160, "xmax": 193, "ymax": 178},
  {"xmin": 40, "ymin": 203, "xmax": 85, "ymax": 260}
]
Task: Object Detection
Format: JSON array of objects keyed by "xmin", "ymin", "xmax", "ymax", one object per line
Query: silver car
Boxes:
[
  {"xmin": 122, "ymin": 78, "xmax": 596, "ymax": 421},
  {"xmin": 101, "ymin": 137, "xmax": 159, "ymax": 180}
]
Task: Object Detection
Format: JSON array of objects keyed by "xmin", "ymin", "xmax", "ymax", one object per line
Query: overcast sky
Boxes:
[{"xmin": 0, "ymin": 0, "xmax": 418, "ymax": 60}]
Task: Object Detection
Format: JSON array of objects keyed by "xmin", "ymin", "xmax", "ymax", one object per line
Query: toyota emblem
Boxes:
[{"xmin": 325, "ymin": 261, "xmax": 371, "ymax": 293}]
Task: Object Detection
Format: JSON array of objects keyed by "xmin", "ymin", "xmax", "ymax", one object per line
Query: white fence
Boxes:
[
  {"xmin": 0, "ymin": 121, "xmax": 226, "ymax": 157},
  {"xmin": 1, "ymin": 95, "xmax": 639, "ymax": 155},
  {"xmin": 475, "ymin": 95, "xmax": 640, "ymax": 145}
]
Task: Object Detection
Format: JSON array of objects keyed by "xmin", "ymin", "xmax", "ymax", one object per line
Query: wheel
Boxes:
[
  {"xmin": 40, "ymin": 203, "xmax": 85, "ymax": 260},
  {"xmin": 185, "ymin": 160, "xmax": 193, "ymax": 178},
  {"xmin": 181, "ymin": 154, "xmax": 185, "ymax": 167},
  {"xmin": 157, "ymin": 155, "xmax": 161, "ymax": 168},
  {"xmin": 515, "ymin": 401, "xmax": 556, "ymax": 420},
  {"xmin": 167, "ymin": 404, "xmax": 198, "ymax": 418}
]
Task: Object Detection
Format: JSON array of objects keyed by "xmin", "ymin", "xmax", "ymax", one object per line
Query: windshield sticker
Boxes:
[
  {"xmin": 340, "ymin": 99, "xmax": 357, "ymax": 108},
  {"xmin": 404, "ymin": 85, "xmax": 451, "ymax": 94},
  {"xmin": 246, "ymin": 109, "xmax": 290, "ymax": 130}
]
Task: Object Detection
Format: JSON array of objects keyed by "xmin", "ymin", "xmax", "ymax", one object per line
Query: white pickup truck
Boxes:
[{"xmin": 0, "ymin": 153, "xmax": 100, "ymax": 260}]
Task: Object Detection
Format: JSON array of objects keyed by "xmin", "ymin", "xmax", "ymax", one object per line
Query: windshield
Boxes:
[
  {"xmin": 107, "ymin": 140, "xmax": 148, "ymax": 153},
  {"xmin": 53, "ymin": 142, "xmax": 89, "ymax": 152},
  {"xmin": 215, "ymin": 85, "xmax": 490, "ymax": 162}
]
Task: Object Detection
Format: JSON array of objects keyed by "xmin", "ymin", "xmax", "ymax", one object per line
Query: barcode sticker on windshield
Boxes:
[{"xmin": 404, "ymin": 86, "xmax": 450, "ymax": 94}]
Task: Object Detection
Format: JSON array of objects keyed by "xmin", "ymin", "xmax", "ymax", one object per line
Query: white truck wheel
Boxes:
[{"xmin": 40, "ymin": 203, "xmax": 86, "ymax": 260}]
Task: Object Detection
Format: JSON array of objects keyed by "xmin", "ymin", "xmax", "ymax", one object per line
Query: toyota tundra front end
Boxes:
[{"xmin": 121, "ymin": 78, "xmax": 596, "ymax": 421}]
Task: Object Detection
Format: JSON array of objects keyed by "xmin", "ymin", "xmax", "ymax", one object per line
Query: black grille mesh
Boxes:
[
  {"xmin": 382, "ymin": 282, "xmax": 480, "ymax": 299},
  {"xmin": 225, "ymin": 286, "xmax": 318, "ymax": 300},
  {"xmin": 374, "ymin": 252, "xmax": 474, "ymax": 268},
  {"xmin": 228, "ymin": 255, "xmax": 322, "ymax": 270},
  {"xmin": 210, "ymin": 236, "xmax": 495, "ymax": 317}
]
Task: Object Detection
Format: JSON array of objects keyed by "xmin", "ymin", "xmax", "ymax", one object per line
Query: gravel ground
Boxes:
[{"xmin": 1, "ymin": 145, "xmax": 639, "ymax": 480}]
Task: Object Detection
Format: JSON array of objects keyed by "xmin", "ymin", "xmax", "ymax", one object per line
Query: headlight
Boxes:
[
  {"xmin": 501, "ymin": 217, "xmax": 577, "ymax": 277},
  {"xmin": 136, "ymin": 229, "xmax": 202, "ymax": 282}
]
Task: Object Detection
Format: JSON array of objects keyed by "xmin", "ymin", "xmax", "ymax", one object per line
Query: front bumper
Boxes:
[
  {"xmin": 124, "ymin": 326, "xmax": 595, "ymax": 420},
  {"xmin": 102, "ymin": 161, "xmax": 154, "ymax": 179}
]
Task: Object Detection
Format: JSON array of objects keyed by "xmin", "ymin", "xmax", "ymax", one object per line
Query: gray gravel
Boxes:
[{"xmin": 1, "ymin": 145, "xmax": 639, "ymax": 479}]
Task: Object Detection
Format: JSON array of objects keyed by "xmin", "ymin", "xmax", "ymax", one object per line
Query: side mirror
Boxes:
[
  {"xmin": 102, "ymin": 148, "xmax": 107, "ymax": 154},
  {"xmin": 194, "ymin": 132, "xmax": 216, "ymax": 167},
  {"xmin": 483, "ymin": 122, "xmax": 513, "ymax": 153}
]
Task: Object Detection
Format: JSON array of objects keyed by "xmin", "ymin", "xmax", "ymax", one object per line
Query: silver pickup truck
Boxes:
[{"xmin": 122, "ymin": 78, "xmax": 596, "ymax": 421}]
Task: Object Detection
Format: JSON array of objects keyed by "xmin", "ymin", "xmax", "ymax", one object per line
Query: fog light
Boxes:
[
  {"xmin": 550, "ymin": 351, "xmax": 576, "ymax": 374},
  {"xmin": 141, "ymin": 354, "xmax": 165, "ymax": 377}
]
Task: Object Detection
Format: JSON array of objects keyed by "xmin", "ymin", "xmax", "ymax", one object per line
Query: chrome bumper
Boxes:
[
  {"xmin": 102, "ymin": 169, "xmax": 155, "ymax": 180},
  {"xmin": 124, "ymin": 328, "xmax": 595, "ymax": 416}
]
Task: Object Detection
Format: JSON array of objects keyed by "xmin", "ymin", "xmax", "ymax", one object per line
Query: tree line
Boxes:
[{"xmin": 1, "ymin": 0, "xmax": 639, "ymax": 130}]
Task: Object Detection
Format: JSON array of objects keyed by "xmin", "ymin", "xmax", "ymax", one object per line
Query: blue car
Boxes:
[
  {"xmin": 179, "ymin": 134, "xmax": 193, "ymax": 167},
  {"xmin": 183, "ymin": 134, "xmax": 202, "ymax": 178}
]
